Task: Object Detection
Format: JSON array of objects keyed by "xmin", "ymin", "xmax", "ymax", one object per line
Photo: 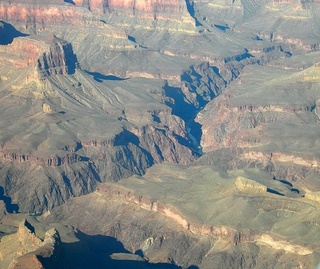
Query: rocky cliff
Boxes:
[
  {"xmin": 0, "ymin": 0, "xmax": 195, "ymax": 35},
  {"xmin": 0, "ymin": 218, "xmax": 62, "ymax": 269},
  {"xmin": 0, "ymin": 32, "xmax": 77, "ymax": 80},
  {"xmin": 43, "ymin": 164, "xmax": 320, "ymax": 268},
  {"xmin": 197, "ymin": 60, "xmax": 320, "ymax": 182},
  {"xmin": 0, "ymin": 0, "xmax": 320, "ymax": 268}
]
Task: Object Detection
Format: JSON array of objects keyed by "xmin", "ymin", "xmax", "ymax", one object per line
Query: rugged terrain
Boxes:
[
  {"xmin": 43, "ymin": 164, "xmax": 320, "ymax": 268},
  {"xmin": 0, "ymin": 0, "xmax": 320, "ymax": 268}
]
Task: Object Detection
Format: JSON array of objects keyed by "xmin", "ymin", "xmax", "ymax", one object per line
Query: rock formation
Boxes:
[
  {"xmin": 43, "ymin": 164, "xmax": 320, "ymax": 268},
  {"xmin": 0, "ymin": 0, "xmax": 320, "ymax": 268},
  {"xmin": 0, "ymin": 218, "xmax": 62, "ymax": 269}
]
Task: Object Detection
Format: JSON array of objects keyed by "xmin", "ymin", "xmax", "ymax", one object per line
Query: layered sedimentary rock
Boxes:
[
  {"xmin": 43, "ymin": 164, "xmax": 320, "ymax": 268},
  {"xmin": 0, "ymin": 218, "xmax": 62, "ymax": 269},
  {"xmin": 0, "ymin": 32, "xmax": 77, "ymax": 80},
  {"xmin": 0, "ymin": 0, "xmax": 195, "ymax": 34},
  {"xmin": 1, "ymin": 0, "xmax": 320, "ymax": 268},
  {"xmin": 197, "ymin": 58, "xmax": 320, "ymax": 181},
  {"xmin": 0, "ymin": 25, "xmax": 199, "ymax": 212}
]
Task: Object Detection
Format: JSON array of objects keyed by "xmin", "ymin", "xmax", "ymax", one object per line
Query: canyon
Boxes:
[{"xmin": 0, "ymin": 0, "xmax": 319, "ymax": 268}]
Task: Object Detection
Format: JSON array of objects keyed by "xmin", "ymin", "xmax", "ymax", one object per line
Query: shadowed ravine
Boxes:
[{"xmin": 0, "ymin": 0, "xmax": 320, "ymax": 268}]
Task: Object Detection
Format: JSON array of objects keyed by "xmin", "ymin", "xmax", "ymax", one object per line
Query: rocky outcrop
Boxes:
[
  {"xmin": 0, "ymin": 33, "xmax": 78, "ymax": 80},
  {"xmin": 98, "ymin": 183, "xmax": 255, "ymax": 242},
  {"xmin": 37, "ymin": 35, "xmax": 78, "ymax": 77},
  {"xmin": 43, "ymin": 176, "xmax": 319, "ymax": 268},
  {"xmin": 234, "ymin": 176, "xmax": 267, "ymax": 194},
  {"xmin": 179, "ymin": 62, "xmax": 243, "ymax": 110},
  {"xmin": 196, "ymin": 59, "xmax": 320, "ymax": 183},
  {"xmin": 0, "ymin": 1, "xmax": 94, "ymax": 29},
  {"xmin": 256, "ymin": 233, "xmax": 313, "ymax": 255},
  {"xmin": 83, "ymin": 0, "xmax": 189, "ymax": 14},
  {"xmin": 198, "ymin": 98, "xmax": 317, "ymax": 153},
  {"xmin": 16, "ymin": 219, "xmax": 42, "ymax": 256},
  {"xmin": 0, "ymin": 219, "xmax": 62, "ymax": 269},
  {"xmin": 0, "ymin": 151, "xmax": 81, "ymax": 166},
  {"xmin": 0, "ymin": 0, "xmax": 195, "ymax": 32},
  {"xmin": 0, "ymin": 2, "xmax": 320, "ymax": 268},
  {"xmin": 127, "ymin": 125, "xmax": 196, "ymax": 164}
]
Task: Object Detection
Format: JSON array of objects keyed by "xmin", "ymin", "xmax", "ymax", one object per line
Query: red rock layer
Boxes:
[
  {"xmin": 85, "ymin": 0, "xmax": 187, "ymax": 13},
  {"xmin": 0, "ymin": 0, "xmax": 188, "ymax": 27},
  {"xmin": 0, "ymin": 34, "xmax": 77, "ymax": 77}
]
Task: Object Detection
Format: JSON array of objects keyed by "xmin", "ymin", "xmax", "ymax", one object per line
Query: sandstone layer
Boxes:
[
  {"xmin": 43, "ymin": 164, "xmax": 320, "ymax": 269},
  {"xmin": 0, "ymin": 0, "xmax": 320, "ymax": 268}
]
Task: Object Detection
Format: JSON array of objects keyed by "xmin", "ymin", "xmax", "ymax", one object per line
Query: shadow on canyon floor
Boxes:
[
  {"xmin": 85, "ymin": 71, "xmax": 128, "ymax": 82},
  {"xmin": 0, "ymin": 21, "xmax": 28, "ymax": 45},
  {"xmin": 0, "ymin": 186, "xmax": 19, "ymax": 213},
  {"xmin": 54, "ymin": 231, "xmax": 198, "ymax": 269}
]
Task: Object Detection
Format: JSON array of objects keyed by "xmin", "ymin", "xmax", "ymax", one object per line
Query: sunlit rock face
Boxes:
[
  {"xmin": 0, "ymin": 0, "xmax": 195, "ymax": 30},
  {"xmin": 0, "ymin": 0, "xmax": 320, "ymax": 268}
]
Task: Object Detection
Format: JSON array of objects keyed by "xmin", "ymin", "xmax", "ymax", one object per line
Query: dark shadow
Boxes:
[
  {"xmin": 24, "ymin": 219, "xmax": 35, "ymax": 234},
  {"xmin": 88, "ymin": 162, "xmax": 102, "ymax": 182},
  {"xmin": 107, "ymin": 259, "xmax": 182, "ymax": 269},
  {"xmin": 212, "ymin": 66, "xmax": 220, "ymax": 75},
  {"xmin": 184, "ymin": 0, "xmax": 202, "ymax": 26},
  {"xmin": 61, "ymin": 173, "xmax": 72, "ymax": 188},
  {"xmin": 135, "ymin": 249, "xmax": 144, "ymax": 258},
  {"xmin": 278, "ymin": 179, "xmax": 293, "ymax": 188},
  {"xmin": 85, "ymin": 70, "xmax": 128, "ymax": 82},
  {"xmin": 64, "ymin": 43, "xmax": 78, "ymax": 75},
  {"xmin": 188, "ymin": 121, "xmax": 203, "ymax": 154},
  {"xmin": 0, "ymin": 21, "xmax": 29, "ymax": 45},
  {"xmin": 273, "ymin": 177, "xmax": 301, "ymax": 195},
  {"xmin": 64, "ymin": 0, "xmax": 75, "ymax": 4},
  {"xmin": 79, "ymin": 156, "xmax": 89, "ymax": 162},
  {"xmin": 173, "ymin": 133, "xmax": 193, "ymax": 148},
  {"xmin": 152, "ymin": 113, "xmax": 161, "ymax": 123},
  {"xmin": 0, "ymin": 186, "xmax": 19, "ymax": 213},
  {"xmin": 267, "ymin": 188, "xmax": 284, "ymax": 196},
  {"xmin": 234, "ymin": 50, "xmax": 253, "ymax": 62},
  {"xmin": 279, "ymin": 46, "xmax": 292, "ymax": 57},
  {"xmin": 163, "ymin": 84, "xmax": 195, "ymax": 122},
  {"xmin": 223, "ymin": 49, "xmax": 253, "ymax": 63},
  {"xmin": 181, "ymin": 70, "xmax": 202, "ymax": 85},
  {"xmin": 113, "ymin": 129, "xmax": 155, "ymax": 171},
  {"xmin": 163, "ymin": 83, "xmax": 202, "ymax": 155},
  {"xmin": 187, "ymin": 266, "xmax": 199, "ymax": 269},
  {"xmin": 214, "ymin": 24, "xmax": 229, "ymax": 31},
  {"xmin": 57, "ymin": 231, "xmax": 183, "ymax": 269},
  {"xmin": 114, "ymin": 129, "xmax": 140, "ymax": 147},
  {"xmin": 253, "ymin": 35, "xmax": 263, "ymax": 41},
  {"xmin": 75, "ymin": 230, "xmax": 130, "ymax": 256},
  {"xmin": 128, "ymin": 35, "xmax": 136, "ymax": 43}
]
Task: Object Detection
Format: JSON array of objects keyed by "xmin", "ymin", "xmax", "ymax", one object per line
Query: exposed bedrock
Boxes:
[
  {"xmin": 0, "ymin": 219, "xmax": 62, "ymax": 269},
  {"xmin": 0, "ymin": 0, "xmax": 195, "ymax": 32},
  {"xmin": 197, "ymin": 62, "xmax": 320, "ymax": 182},
  {"xmin": 0, "ymin": 32, "xmax": 78, "ymax": 79},
  {"xmin": 43, "ymin": 179, "xmax": 319, "ymax": 269}
]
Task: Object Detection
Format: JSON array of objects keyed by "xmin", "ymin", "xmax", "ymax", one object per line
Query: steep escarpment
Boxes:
[
  {"xmin": 37, "ymin": 35, "xmax": 78, "ymax": 77},
  {"xmin": 0, "ymin": 32, "xmax": 77, "ymax": 79},
  {"xmin": 0, "ymin": 218, "xmax": 62, "ymax": 269},
  {"xmin": 197, "ymin": 60, "xmax": 320, "ymax": 181},
  {"xmin": 0, "ymin": 0, "xmax": 195, "ymax": 33},
  {"xmin": 0, "ymin": 213, "xmax": 188, "ymax": 269},
  {"xmin": 0, "ymin": 28, "xmax": 200, "ymax": 212},
  {"xmin": 43, "ymin": 164, "xmax": 320, "ymax": 268},
  {"xmin": 1, "ymin": 0, "xmax": 320, "ymax": 268}
]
